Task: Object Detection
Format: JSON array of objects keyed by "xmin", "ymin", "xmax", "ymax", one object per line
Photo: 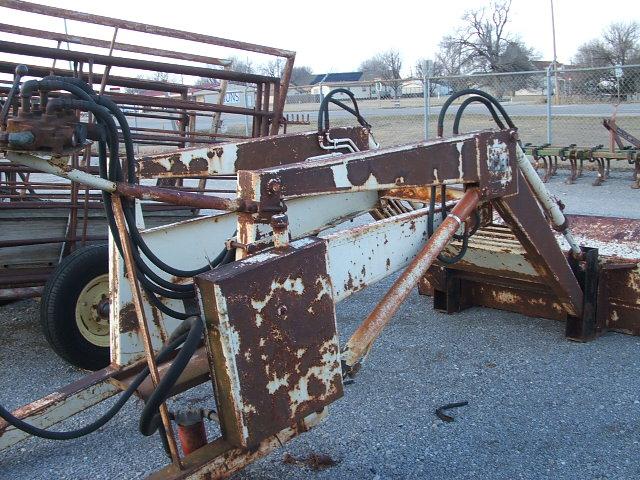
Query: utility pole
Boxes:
[{"xmin": 550, "ymin": 0, "xmax": 560, "ymax": 104}]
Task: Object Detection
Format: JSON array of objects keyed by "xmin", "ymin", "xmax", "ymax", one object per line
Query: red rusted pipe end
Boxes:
[{"xmin": 177, "ymin": 420, "xmax": 207, "ymax": 456}]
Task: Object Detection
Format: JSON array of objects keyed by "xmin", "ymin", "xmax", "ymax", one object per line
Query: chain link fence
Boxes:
[{"xmin": 280, "ymin": 65, "xmax": 640, "ymax": 151}]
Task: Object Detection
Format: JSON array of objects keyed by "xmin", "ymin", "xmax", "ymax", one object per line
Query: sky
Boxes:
[{"xmin": 1, "ymin": 0, "xmax": 639, "ymax": 79}]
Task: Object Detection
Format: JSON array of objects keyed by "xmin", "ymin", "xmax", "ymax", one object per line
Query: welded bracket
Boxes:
[{"xmin": 566, "ymin": 247, "xmax": 600, "ymax": 341}]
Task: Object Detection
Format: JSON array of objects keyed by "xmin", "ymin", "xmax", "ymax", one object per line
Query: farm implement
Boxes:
[{"xmin": 1, "ymin": 5, "xmax": 640, "ymax": 479}]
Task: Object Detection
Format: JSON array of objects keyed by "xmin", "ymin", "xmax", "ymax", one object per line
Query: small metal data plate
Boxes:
[{"xmin": 196, "ymin": 238, "xmax": 343, "ymax": 447}]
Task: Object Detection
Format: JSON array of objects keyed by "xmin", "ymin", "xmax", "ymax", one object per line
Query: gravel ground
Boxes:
[{"xmin": 1, "ymin": 173, "xmax": 639, "ymax": 479}]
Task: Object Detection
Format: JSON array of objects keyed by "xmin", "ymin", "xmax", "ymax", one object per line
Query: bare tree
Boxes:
[
  {"xmin": 290, "ymin": 66, "xmax": 314, "ymax": 86},
  {"xmin": 125, "ymin": 72, "xmax": 171, "ymax": 94},
  {"xmin": 572, "ymin": 22, "xmax": 640, "ymax": 98},
  {"xmin": 574, "ymin": 21, "xmax": 640, "ymax": 66},
  {"xmin": 228, "ymin": 56, "xmax": 255, "ymax": 75},
  {"xmin": 440, "ymin": 0, "xmax": 535, "ymax": 74},
  {"xmin": 260, "ymin": 59, "xmax": 284, "ymax": 78},
  {"xmin": 360, "ymin": 49, "xmax": 403, "ymax": 98}
]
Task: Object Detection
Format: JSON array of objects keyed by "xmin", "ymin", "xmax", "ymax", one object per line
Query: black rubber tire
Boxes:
[{"xmin": 40, "ymin": 244, "xmax": 110, "ymax": 370}]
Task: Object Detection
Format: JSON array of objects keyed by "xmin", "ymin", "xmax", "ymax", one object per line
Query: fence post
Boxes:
[
  {"xmin": 244, "ymin": 85, "xmax": 250, "ymax": 136},
  {"xmin": 546, "ymin": 66, "xmax": 552, "ymax": 144},
  {"xmin": 424, "ymin": 77, "xmax": 431, "ymax": 141}
]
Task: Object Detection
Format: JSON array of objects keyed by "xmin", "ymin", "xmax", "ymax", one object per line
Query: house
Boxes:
[{"xmin": 287, "ymin": 71, "xmax": 396, "ymax": 102}]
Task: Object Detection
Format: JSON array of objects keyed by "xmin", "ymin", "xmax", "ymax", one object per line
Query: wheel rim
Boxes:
[{"xmin": 75, "ymin": 273, "xmax": 110, "ymax": 348}]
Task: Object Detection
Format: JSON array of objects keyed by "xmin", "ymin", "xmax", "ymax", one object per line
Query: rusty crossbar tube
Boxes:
[
  {"xmin": 127, "ymin": 127, "xmax": 247, "ymax": 141},
  {"xmin": 110, "ymin": 93, "xmax": 271, "ymax": 117},
  {"xmin": 0, "ymin": 285, "xmax": 42, "ymax": 300},
  {"xmin": 342, "ymin": 188, "xmax": 481, "ymax": 371},
  {"xmin": 116, "ymin": 184, "xmax": 242, "ymax": 210},
  {"xmin": 0, "ymin": 40, "xmax": 278, "ymax": 85},
  {"xmin": 0, "ymin": 61, "xmax": 191, "ymax": 94},
  {"xmin": 0, "ymin": 23, "xmax": 231, "ymax": 67},
  {"xmin": 0, "ymin": 235, "xmax": 106, "ymax": 248},
  {"xmin": 0, "ymin": 0, "xmax": 295, "ymax": 58},
  {"xmin": 115, "ymin": 183, "xmax": 254, "ymax": 212}
]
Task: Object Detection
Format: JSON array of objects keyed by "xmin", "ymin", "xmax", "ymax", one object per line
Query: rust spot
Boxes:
[
  {"xmin": 283, "ymin": 452, "xmax": 338, "ymax": 470},
  {"xmin": 150, "ymin": 305, "xmax": 166, "ymax": 343},
  {"xmin": 344, "ymin": 272, "xmax": 355, "ymax": 292},
  {"xmin": 168, "ymin": 154, "xmax": 188, "ymax": 174},
  {"xmin": 207, "ymin": 147, "xmax": 224, "ymax": 159},
  {"xmin": 119, "ymin": 303, "xmax": 138, "ymax": 333},
  {"xmin": 188, "ymin": 157, "xmax": 208, "ymax": 172}
]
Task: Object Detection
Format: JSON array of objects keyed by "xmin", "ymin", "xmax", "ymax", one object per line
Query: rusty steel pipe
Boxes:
[
  {"xmin": 342, "ymin": 188, "xmax": 481, "ymax": 373},
  {"xmin": 6, "ymin": 152, "xmax": 254, "ymax": 212},
  {"xmin": 0, "ymin": 286, "xmax": 43, "ymax": 300},
  {"xmin": 0, "ymin": 23, "xmax": 231, "ymax": 67},
  {"xmin": 0, "ymin": 0, "xmax": 295, "ymax": 58},
  {"xmin": 110, "ymin": 195, "xmax": 183, "ymax": 468},
  {"xmin": 114, "ymin": 183, "xmax": 255, "ymax": 212},
  {"xmin": 0, "ymin": 40, "xmax": 278, "ymax": 85}
]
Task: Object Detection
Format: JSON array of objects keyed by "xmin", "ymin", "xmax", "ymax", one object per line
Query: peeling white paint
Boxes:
[
  {"xmin": 287, "ymin": 337, "xmax": 341, "ymax": 417},
  {"xmin": 266, "ymin": 373, "xmax": 290, "ymax": 394},
  {"xmin": 251, "ymin": 277, "xmax": 305, "ymax": 313},
  {"xmin": 456, "ymin": 141, "xmax": 464, "ymax": 178}
]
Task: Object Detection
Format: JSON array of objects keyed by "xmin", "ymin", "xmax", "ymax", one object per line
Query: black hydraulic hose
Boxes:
[
  {"xmin": 33, "ymin": 77, "xmax": 229, "ymax": 315},
  {"xmin": 452, "ymin": 96, "xmax": 505, "ymax": 134},
  {"xmin": 49, "ymin": 77, "xmax": 219, "ymax": 278},
  {"xmin": 88, "ymin": 124, "xmax": 193, "ymax": 300},
  {"xmin": 317, "ymin": 88, "xmax": 371, "ymax": 133},
  {"xmin": 0, "ymin": 331, "xmax": 189, "ymax": 440},
  {"xmin": 441, "ymin": 185, "xmax": 464, "ymax": 241},
  {"xmin": 41, "ymin": 76, "xmax": 136, "ymax": 183},
  {"xmin": 93, "ymin": 137, "xmax": 196, "ymax": 308},
  {"xmin": 139, "ymin": 316, "xmax": 204, "ymax": 436},
  {"xmin": 437, "ymin": 88, "xmax": 516, "ymax": 137},
  {"xmin": 427, "ymin": 185, "xmax": 470, "ymax": 265}
]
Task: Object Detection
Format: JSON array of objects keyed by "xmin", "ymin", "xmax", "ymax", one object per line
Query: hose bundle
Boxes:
[
  {"xmin": 0, "ymin": 75, "xmax": 231, "ymax": 441},
  {"xmin": 428, "ymin": 88, "xmax": 517, "ymax": 264},
  {"xmin": 20, "ymin": 76, "xmax": 233, "ymax": 319}
]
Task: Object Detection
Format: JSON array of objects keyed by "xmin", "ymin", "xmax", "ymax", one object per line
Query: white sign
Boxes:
[
  {"xmin": 224, "ymin": 91, "xmax": 241, "ymax": 104},
  {"xmin": 615, "ymin": 65, "xmax": 623, "ymax": 79}
]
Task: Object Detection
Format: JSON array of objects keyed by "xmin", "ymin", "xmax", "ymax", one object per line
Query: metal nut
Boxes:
[{"xmin": 267, "ymin": 178, "xmax": 281, "ymax": 195}]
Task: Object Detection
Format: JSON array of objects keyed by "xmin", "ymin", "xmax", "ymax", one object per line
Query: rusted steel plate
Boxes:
[
  {"xmin": 324, "ymin": 207, "xmax": 443, "ymax": 302},
  {"xmin": 195, "ymin": 238, "xmax": 342, "ymax": 448},
  {"xmin": 559, "ymin": 214, "xmax": 640, "ymax": 260},
  {"xmin": 136, "ymin": 127, "xmax": 369, "ymax": 179},
  {"xmin": 599, "ymin": 264, "xmax": 640, "ymax": 335},
  {"xmin": 492, "ymin": 170, "xmax": 584, "ymax": 317},
  {"xmin": 238, "ymin": 130, "xmax": 517, "ymax": 206},
  {"xmin": 422, "ymin": 213, "xmax": 640, "ymax": 335},
  {"xmin": 464, "ymin": 276, "xmax": 564, "ymax": 320}
]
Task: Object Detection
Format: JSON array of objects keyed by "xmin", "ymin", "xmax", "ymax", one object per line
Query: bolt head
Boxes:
[{"xmin": 267, "ymin": 178, "xmax": 281, "ymax": 194}]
